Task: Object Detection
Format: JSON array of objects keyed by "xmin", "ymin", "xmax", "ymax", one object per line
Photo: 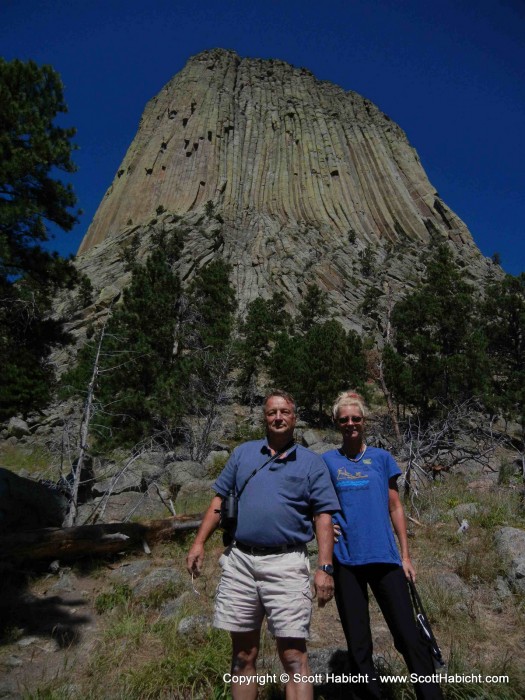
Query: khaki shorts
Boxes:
[{"xmin": 213, "ymin": 544, "xmax": 312, "ymax": 638}]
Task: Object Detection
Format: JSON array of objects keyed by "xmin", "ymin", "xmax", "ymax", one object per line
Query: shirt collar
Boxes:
[{"xmin": 261, "ymin": 439, "xmax": 297, "ymax": 460}]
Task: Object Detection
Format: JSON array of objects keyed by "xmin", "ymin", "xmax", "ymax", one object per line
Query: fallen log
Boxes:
[{"xmin": 0, "ymin": 513, "xmax": 203, "ymax": 563}]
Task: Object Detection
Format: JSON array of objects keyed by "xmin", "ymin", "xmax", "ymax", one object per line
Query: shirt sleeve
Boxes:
[
  {"xmin": 212, "ymin": 447, "xmax": 239, "ymax": 496},
  {"xmin": 385, "ymin": 451, "xmax": 402, "ymax": 480},
  {"xmin": 309, "ymin": 455, "xmax": 341, "ymax": 514}
]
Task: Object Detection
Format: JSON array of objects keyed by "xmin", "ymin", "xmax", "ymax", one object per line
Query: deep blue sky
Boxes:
[{"xmin": 2, "ymin": 0, "xmax": 524, "ymax": 275}]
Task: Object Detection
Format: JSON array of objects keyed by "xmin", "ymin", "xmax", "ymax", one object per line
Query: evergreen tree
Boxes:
[
  {"xmin": 297, "ymin": 283, "xmax": 328, "ymax": 332},
  {"xmin": 63, "ymin": 248, "xmax": 186, "ymax": 447},
  {"xmin": 268, "ymin": 321, "xmax": 367, "ymax": 416},
  {"xmin": 237, "ymin": 293, "xmax": 291, "ymax": 398},
  {"xmin": 187, "ymin": 260, "xmax": 236, "ymax": 353},
  {"xmin": 482, "ymin": 273, "xmax": 525, "ymax": 425},
  {"xmin": 186, "ymin": 259, "xmax": 238, "ymax": 411},
  {"xmin": 384, "ymin": 244, "xmax": 489, "ymax": 417},
  {"xmin": 63, "ymin": 251, "xmax": 238, "ymax": 450},
  {"xmin": 0, "ymin": 58, "xmax": 79, "ymax": 418}
]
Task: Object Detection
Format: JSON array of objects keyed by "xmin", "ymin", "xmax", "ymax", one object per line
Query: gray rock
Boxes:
[
  {"xmin": 158, "ymin": 591, "xmax": 191, "ymax": 619},
  {"xmin": 494, "ymin": 576, "xmax": 512, "ymax": 600},
  {"xmin": 174, "ymin": 479, "xmax": 214, "ymax": 512},
  {"xmin": 177, "ymin": 614, "xmax": 211, "ymax": 636},
  {"xmin": 166, "ymin": 461, "xmax": 207, "ymax": 489},
  {"xmin": 109, "ymin": 559, "xmax": 152, "ymax": 582},
  {"xmin": 4, "ymin": 655, "xmax": 23, "ymax": 667},
  {"xmin": 494, "ymin": 526, "xmax": 525, "ymax": 594},
  {"xmin": 92, "ymin": 470, "xmax": 144, "ymax": 496},
  {"xmin": 204, "ymin": 450, "xmax": 229, "ymax": 470},
  {"xmin": 79, "ymin": 489, "xmax": 169, "ymax": 524},
  {"xmin": 49, "ymin": 572, "xmax": 78, "ymax": 594},
  {"xmin": 95, "ymin": 284, "xmax": 121, "ymax": 310},
  {"xmin": 17, "ymin": 636, "xmax": 39, "ymax": 648},
  {"xmin": 434, "ymin": 571, "xmax": 470, "ymax": 598},
  {"xmin": 302, "ymin": 430, "xmax": 322, "ymax": 447},
  {"xmin": 308, "ymin": 648, "xmax": 349, "ymax": 678},
  {"xmin": 7, "ymin": 417, "xmax": 31, "ymax": 438},
  {"xmin": 308, "ymin": 442, "xmax": 340, "ymax": 455},
  {"xmin": 132, "ymin": 568, "xmax": 183, "ymax": 601},
  {"xmin": 450, "ymin": 502, "xmax": 479, "ymax": 520}
]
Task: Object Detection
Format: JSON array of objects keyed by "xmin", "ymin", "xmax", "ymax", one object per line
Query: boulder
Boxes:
[
  {"xmin": 177, "ymin": 614, "xmax": 212, "ymax": 636},
  {"xmin": 174, "ymin": 479, "xmax": 214, "ymax": 512},
  {"xmin": 165, "ymin": 460, "xmax": 207, "ymax": 489},
  {"xmin": 132, "ymin": 567, "xmax": 184, "ymax": 602},
  {"xmin": 92, "ymin": 470, "xmax": 144, "ymax": 497},
  {"xmin": 494, "ymin": 527, "xmax": 525, "ymax": 594},
  {"xmin": 302, "ymin": 430, "xmax": 322, "ymax": 447},
  {"xmin": 109, "ymin": 559, "xmax": 152, "ymax": 582},
  {"xmin": 450, "ymin": 503, "xmax": 479, "ymax": 520},
  {"xmin": 204, "ymin": 450, "xmax": 229, "ymax": 471},
  {"xmin": 0, "ymin": 468, "xmax": 67, "ymax": 533},
  {"xmin": 78, "ymin": 487, "xmax": 171, "ymax": 524},
  {"xmin": 7, "ymin": 417, "xmax": 31, "ymax": 438}
]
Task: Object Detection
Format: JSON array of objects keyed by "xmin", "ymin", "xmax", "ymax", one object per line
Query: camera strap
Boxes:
[
  {"xmin": 408, "ymin": 578, "xmax": 445, "ymax": 668},
  {"xmin": 236, "ymin": 439, "xmax": 295, "ymax": 500}
]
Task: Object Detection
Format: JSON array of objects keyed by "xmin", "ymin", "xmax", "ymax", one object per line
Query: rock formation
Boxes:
[{"xmin": 74, "ymin": 48, "xmax": 495, "ymax": 331}]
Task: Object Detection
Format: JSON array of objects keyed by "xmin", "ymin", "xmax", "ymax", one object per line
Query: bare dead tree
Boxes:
[
  {"xmin": 396, "ymin": 399, "xmax": 502, "ymax": 508},
  {"xmin": 377, "ymin": 281, "xmax": 401, "ymax": 442},
  {"xmin": 63, "ymin": 317, "xmax": 109, "ymax": 527},
  {"xmin": 184, "ymin": 340, "xmax": 237, "ymax": 463}
]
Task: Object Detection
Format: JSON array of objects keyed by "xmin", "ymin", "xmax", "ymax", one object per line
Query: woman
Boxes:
[{"xmin": 322, "ymin": 391, "xmax": 443, "ymax": 700}]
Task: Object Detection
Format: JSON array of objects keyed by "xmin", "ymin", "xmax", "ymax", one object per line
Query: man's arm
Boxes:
[
  {"xmin": 314, "ymin": 512, "xmax": 335, "ymax": 607},
  {"xmin": 388, "ymin": 477, "xmax": 416, "ymax": 581},
  {"xmin": 186, "ymin": 494, "xmax": 222, "ymax": 576}
]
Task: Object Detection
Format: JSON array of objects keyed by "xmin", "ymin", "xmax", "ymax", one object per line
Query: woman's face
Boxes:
[{"xmin": 336, "ymin": 403, "xmax": 365, "ymax": 442}]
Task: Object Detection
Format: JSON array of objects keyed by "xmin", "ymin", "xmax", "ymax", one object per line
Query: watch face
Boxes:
[{"xmin": 320, "ymin": 564, "xmax": 334, "ymax": 575}]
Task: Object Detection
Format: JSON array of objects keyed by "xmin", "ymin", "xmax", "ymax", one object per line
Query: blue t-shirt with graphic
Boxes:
[{"xmin": 322, "ymin": 446, "xmax": 402, "ymax": 566}]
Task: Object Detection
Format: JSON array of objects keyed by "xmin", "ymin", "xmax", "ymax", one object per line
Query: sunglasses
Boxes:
[{"xmin": 337, "ymin": 415, "xmax": 363, "ymax": 424}]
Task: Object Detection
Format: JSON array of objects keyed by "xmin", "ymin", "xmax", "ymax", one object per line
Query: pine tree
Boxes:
[
  {"xmin": 63, "ymin": 248, "xmax": 186, "ymax": 447},
  {"xmin": 0, "ymin": 59, "xmax": 79, "ymax": 418},
  {"xmin": 237, "ymin": 293, "xmax": 291, "ymax": 398},
  {"xmin": 385, "ymin": 244, "xmax": 489, "ymax": 417},
  {"xmin": 268, "ymin": 321, "xmax": 367, "ymax": 417},
  {"xmin": 297, "ymin": 283, "xmax": 328, "ymax": 332},
  {"xmin": 482, "ymin": 273, "xmax": 524, "ymax": 425}
]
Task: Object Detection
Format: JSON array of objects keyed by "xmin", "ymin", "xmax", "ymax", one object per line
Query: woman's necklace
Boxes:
[{"xmin": 342, "ymin": 444, "xmax": 367, "ymax": 463}]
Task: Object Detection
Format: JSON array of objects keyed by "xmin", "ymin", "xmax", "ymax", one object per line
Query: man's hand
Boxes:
[
  {"xmin": 314, "ymin": 569, "xmax": 334, "ymax": 608},
  {"xmin": 186, "ymin": 542, "xmax": 205, "ymax": 576},
  {"xmin": 185, "ymin": 494, "xmax": 223, "ymax": 577}
]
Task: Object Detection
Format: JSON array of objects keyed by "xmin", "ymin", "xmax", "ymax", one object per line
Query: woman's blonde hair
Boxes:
[{"xmin": 331, "ymin": 390, "xmax": 367, "ymax": 421}]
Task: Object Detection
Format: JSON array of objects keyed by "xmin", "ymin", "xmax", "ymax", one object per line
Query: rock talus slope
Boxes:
[{"xmin": 76, "ymin": 48, "xmax": 493, "ymax": 326}]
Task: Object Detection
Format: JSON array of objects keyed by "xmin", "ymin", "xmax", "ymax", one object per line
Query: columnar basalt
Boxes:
[{"xmin": 76, "ymin": 49, "xmax": 492, "ymax": 327}]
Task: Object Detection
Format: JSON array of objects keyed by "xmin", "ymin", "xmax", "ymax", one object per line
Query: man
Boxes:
[{"xmin": 187, "ymin": 390, "xmax": 339, "ymax": 700}]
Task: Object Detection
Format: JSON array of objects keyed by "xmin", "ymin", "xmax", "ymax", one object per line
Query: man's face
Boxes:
[{"xmin": 264, "ymin": 396, "xmax": 297, "ymax": 442}]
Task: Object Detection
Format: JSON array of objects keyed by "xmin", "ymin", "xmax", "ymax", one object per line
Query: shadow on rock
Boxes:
[{"xmin": 0, "ymin": 564, "xmax": 90, "ymax": 648}]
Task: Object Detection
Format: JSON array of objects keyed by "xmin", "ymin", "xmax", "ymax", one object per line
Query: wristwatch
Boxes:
[{"xmin": 318, "ymin": 564, "xmax": 334, "ymax": 575}]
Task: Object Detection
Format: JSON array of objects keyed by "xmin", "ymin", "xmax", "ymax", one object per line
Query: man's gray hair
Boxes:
[{"xmin": 263, "ymin": 389, "xmax": 297, "ymax": 414}]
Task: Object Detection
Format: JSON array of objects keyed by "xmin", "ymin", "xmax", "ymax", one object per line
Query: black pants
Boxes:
[{"xmin": 334, "ymin": 562, "xmax": 443, "ymax": 700}]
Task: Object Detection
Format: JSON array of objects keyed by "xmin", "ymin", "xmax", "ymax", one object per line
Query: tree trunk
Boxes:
[{"xmin": 0, "ymin": 513, "xmax": 203, "ymax": 563}]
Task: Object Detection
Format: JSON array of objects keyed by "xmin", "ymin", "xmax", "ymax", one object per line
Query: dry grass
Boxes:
[{"xmin": 4, "ymin": 474, "xmax": 524, "ymax": 700}]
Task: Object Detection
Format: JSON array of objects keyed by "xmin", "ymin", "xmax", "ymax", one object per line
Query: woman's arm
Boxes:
[{"xmin": 388, "ymin": 477, "xmax": 416, "ymax": 582}]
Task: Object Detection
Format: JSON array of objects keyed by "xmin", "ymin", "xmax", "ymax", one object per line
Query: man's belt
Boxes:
[{"xmin": 234, "ymin": 541, "xmax": 301, "ymax": 556}]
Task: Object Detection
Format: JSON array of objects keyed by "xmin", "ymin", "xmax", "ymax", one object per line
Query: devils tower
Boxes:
[{"xmin": 76, "ymin": 48, "xmax": 492, "ymax": 329}]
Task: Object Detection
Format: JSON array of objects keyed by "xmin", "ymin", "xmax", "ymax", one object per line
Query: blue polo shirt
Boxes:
[
  {"xmin": 322, "ymin": 447, "xmax": 402, "ymax": 566},
  {"xmin": 213, "ymin": 439, "xmax": 340, "ymax": 547}
]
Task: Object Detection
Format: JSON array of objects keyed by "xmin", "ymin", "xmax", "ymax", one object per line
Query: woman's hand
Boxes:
[
  {"xmin": 333, "ymin": 523, "xmax": 341, "ymax": 543},
  {"xmin": 402, "ymin": 557, "xmax": 416, "ymax": 582}
]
